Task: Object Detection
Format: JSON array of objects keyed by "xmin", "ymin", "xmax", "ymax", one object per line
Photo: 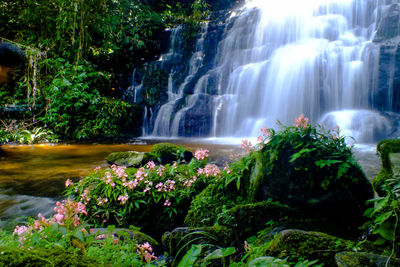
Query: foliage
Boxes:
[
  {"xmin": 1, "ymin": 0, "xmax": 210, "ymax": 141},
  {"xmin": 177, "ymin": 243, "xmax": 236, "ymax": 267},
  {"xmin": 364, "ymin": 177, "xmax": 400, "ymax": 257},
  {"xmin": 0, "ymin": 119, "xmax": 58, "ymax": 144},
  {"xmin": 38, "ymin": 59, "xmax": 133, "ymax": 140},
  {"xmin": 0, "ymin": 200, "xmax": 164, "ymax": 266},
  {"xmin": 64, "ymin": 148, "xmax": 223, "ymax": 237}
]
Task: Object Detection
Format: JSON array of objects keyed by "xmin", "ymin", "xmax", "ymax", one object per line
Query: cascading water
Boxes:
[{"xmin": 146, "ymin": 0, "xmax": 400, "ymax": 142}]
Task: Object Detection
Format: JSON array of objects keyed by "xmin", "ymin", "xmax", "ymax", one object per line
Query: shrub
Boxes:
[{"xmin": 65, "ymin": 148, "xmax": 223, "ymax": 237}]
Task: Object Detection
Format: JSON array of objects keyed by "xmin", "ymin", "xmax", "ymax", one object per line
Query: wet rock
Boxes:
[
  {"xmin": 106, "ymin": 151, "xmax": 148, "ymax": 167},
  {"xmin": 215, "ymin": 200, "xmax": 298, "ymax": 240},
  {"xmin": 265, "ymin": 229, "xmax": 352, "ymax": 267},
  {"xmin": 335, "ymin": 251, "xmax": 400, "ymax": 267},
  {"xmin": 374, "ymin": 3, "xmax": 400, "ymax": 42},
  {"xmin": 252, "ymin": 147, "xmax": 373, "ymax": 233},
  {"xmin": 150, "ymin": 142, "xmax": 193, "ymax": 164},
  {"xmin": 90, "ymin": 227, "xmax": 159, "ymax": 247}
]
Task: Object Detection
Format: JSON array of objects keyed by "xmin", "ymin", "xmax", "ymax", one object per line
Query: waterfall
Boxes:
[{"xmin": 147, "ymin": 0, "xmax": 400, "ymax": 142}]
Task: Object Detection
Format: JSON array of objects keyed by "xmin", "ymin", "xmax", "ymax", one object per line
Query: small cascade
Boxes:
[
  {"xmin": 152, "ymin": 24, "xmax": 211, "ymax": 137},
  {"xmin": 138, "ymin": 0, "xmax": 400, "ymax": 143}
]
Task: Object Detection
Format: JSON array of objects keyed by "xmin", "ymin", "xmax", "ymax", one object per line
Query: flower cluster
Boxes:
[
  {"xmin": 155, "ymin": 180, "xmax": 176, "ymax": 192},
  {"xmin": 183, "ymin": 176, "xmax": 197, "ymax": 187},
  {"xmin": 136, "ymin": 242, "xmax": 157, "ymax": 263},
  {"xmin": 117, "ymin": 194, "xmax": 129, "ymax": 205},
  {"xmin": 198, "ymin": 164, "xmax": 221, "ymax": 177},
  {"xmin": 194, "ymin": 149, "xmax": 209, "ymax": 160},
  {"xmin": 294, "ymin": 113, "xmax": 309, "ymax": 128},
  {"xmin": 13, "ymin": 199, "xmax": 87, "ymax": 246},
  {"xmin": 241, "ymin": 139, "xmax": 253, "ymax": 153}
]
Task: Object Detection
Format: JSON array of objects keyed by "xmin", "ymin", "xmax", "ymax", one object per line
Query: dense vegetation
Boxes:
[
  {"xmin": 1, "ymin": 116, "xmax": 398, "ymax": 266},
  {"xmin": 0, "ymin": 0, "xmax": 211, "ymax": 141}
]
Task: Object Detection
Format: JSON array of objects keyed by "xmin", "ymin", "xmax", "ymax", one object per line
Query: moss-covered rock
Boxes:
[
  {"xmin": 151, "ymin": 142, "xmax": 193, "ymax": 164},
  {"xmin": 216, "ymin": 200, "xmax": 298, "ymax": 240},
  {"xmin": 106, "ymin": 151, "xmax": 149, "ymax": 167},
  {"xmin": 90, "ymin": 227, "xmax": 159, "ymax": 247},
  {"xmin": 0, "ymin": 247, "xmax": 97, "ymax": 267},
  {"xmin": 251, "ymin": 145, "xmax": 373, "ymax": 232},
  {"xmin": 373, "ymin": 139, "xmax": 400, "ymax": 196},
  {"xmin": 184, "ymin": 179, "xmax": 246, "ymax": 227},
  {"xmin": 260, "ymin": 229, "xmax": 353, "ymax": 266},
  {"xmin": 335, "ymin": 251, "xmax": 400, "ymax": 267},
  {"xmin": 161, "ymin": 225, "xmax": 235, "ymax": 257}
]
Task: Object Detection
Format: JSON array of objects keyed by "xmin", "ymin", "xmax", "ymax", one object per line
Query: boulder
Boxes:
[
  {"xmin": 215, "ymin": 200, "xmax": 298, "ymax": 240},
  {"xmin": 374, "ymin": 3, "xmax": 400, "ymax": 42},
  {"xmin": 335, "ymin": 251, "xmax": 400, "ymax": 267},
  {"xmin": 151, "ymin": 142, "xmax": 193, "ymax": 164},
  {"xmin": 251, "ymin": 147, "xmax": 374, "ymax": 232},
  {"xmin": 264, "ymin": 229, "xmax": 352, "ymax": 266},
  {"xmin": 90, "ymin": 228, "xmax": 159, "ymax": 248},
  {"xmin": 106, "ymin": 151, "xmax": 149, "ymax": 167}
]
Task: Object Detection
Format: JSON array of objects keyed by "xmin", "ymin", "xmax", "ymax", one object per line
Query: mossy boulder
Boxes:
[
  {"xmin": 0, "ymin": 247, "xmax": 97, "ymax": 266},
  {"xmin": 216, "ymin": 200, "xmax": 298, "ymax": 240},
  {"xmin": 184, "ymin": 179, "xmax": 247, "ymax": 227},
  {"xmin": 335, "ymin": 251, "xmax": 400, "ymax": 267},
  {"xmin": 250, "ymin": 146, "xmax": 373, "ymax": 231},
  {"xmin": 161, "ymin": 225, "xmax": 234, "ymax": 257},
  {"xmin": 90, "ymin": 227, "xmax": 159, "ymax": 248},
  {"xmin": 106, "ymin": 151, "xmax": 150, "ymax": 167},
  {"xmin": 150, "ymin": 142, "xmax": 193, "ymax": 164},
  {"xmin": 260, "ymin": 229, "xmax": 352, "ymax": 266},
  {"xmin": 373, "ymin": 139, "xmax": 400, "ymax": 196}
]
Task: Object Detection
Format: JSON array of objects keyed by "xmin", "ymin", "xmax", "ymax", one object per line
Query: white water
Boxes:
[
  {"xmin": 148, "ymin": 0, "xmax": 398, "ymax": 143},
  {"xmin": 213, "ymin": 0, "xmax": 380, "ymax": 138}
]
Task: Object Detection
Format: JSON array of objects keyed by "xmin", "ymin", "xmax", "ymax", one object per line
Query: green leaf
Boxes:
[
  {"xmin": 178, "ymin": 244, "xmax": 203, "ymax": 267},
  {"xmin": 74, "ymin": 228, "xmax": 85, "ymax": 243},
  {"xmin": 374, "ymin": 222, "xmax": 395, "ymax": 241},
  {"xmin": 204, "ymin": 247, "xmax": 235, "ymax": 261},
  {"xmin": 248, "ymin": 256, "xmax": 290, "ymax": 267}
]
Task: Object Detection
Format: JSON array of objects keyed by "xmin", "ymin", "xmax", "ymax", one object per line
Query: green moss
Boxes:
[
  {"xmin": 335, "ymin": 251, "xmax": 400, "ymax": 267},
  {"xmin": 248, "ymin": 151, "xmax": 267, "ymax": 202},
  {"xmin": 105, "ymin": 151, "xmax": 146, "ymax": 167},
  {"xmin": 0, "ymin": 247, "xmax": 97, "ymax": 267},
  {"xmin": 257, "ymin": 229, "xmax": 352, "ymax": 266},
  {"xmin": 151, "ymin": 142, "xmax": 193, "ymax": 164},
  {"xmin": 377, "ymin": 139, "xmax": 400, "ymax": 175},
  {"xmin": 373, "ymin": 139, "xmax": 400, "ymax": 195},
  {"xmin": 184, "ymin": 179, "xmax": 245, "ymax": 227},
  {"xmin": 216, "ymin": 200, "xmax": 297, "ymax": 240}
]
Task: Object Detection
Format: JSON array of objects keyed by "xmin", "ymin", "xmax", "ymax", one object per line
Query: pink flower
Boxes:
[
  {"xmin": 241, "ymin": 139, "xmax": 253, "ymax": 153},
  {"xmin": 194, "ymin": 149, "xmax": 209, "ymax": 160},
  {"xmin": 294, "ymin": 113, "xmax": 309, "ymax": 128},
  {"xmin": 157, "ymin": 166, "xmax": 165, "ymax": 177},
  {"xmin": 164, "ymin": 199, "xmax": 171, "ymax": 206},
  {"xmin": 65, "ymin": 179, "xmax": 73, "ymax": 188},
  {"xmin": 259, "ymin": 126, "xmax": 269, "ymax": 136},
  {"xmin": 146, "ymin": 161, "xmax": 156, "ymax": 170},
  {"xmin": 95, "ymin": 234, "xmax": 106, "ymax": 240},
  {"xmin": 117, "ymin": 194, "xmax": 129, "ymax": 205},
  {"xmin": 13, "ymin": 225, "xmax": 28, "ymax": 236},
  {"xmin": 54, "ymin": 214, "xmax": 64, "ymax": 224}
]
